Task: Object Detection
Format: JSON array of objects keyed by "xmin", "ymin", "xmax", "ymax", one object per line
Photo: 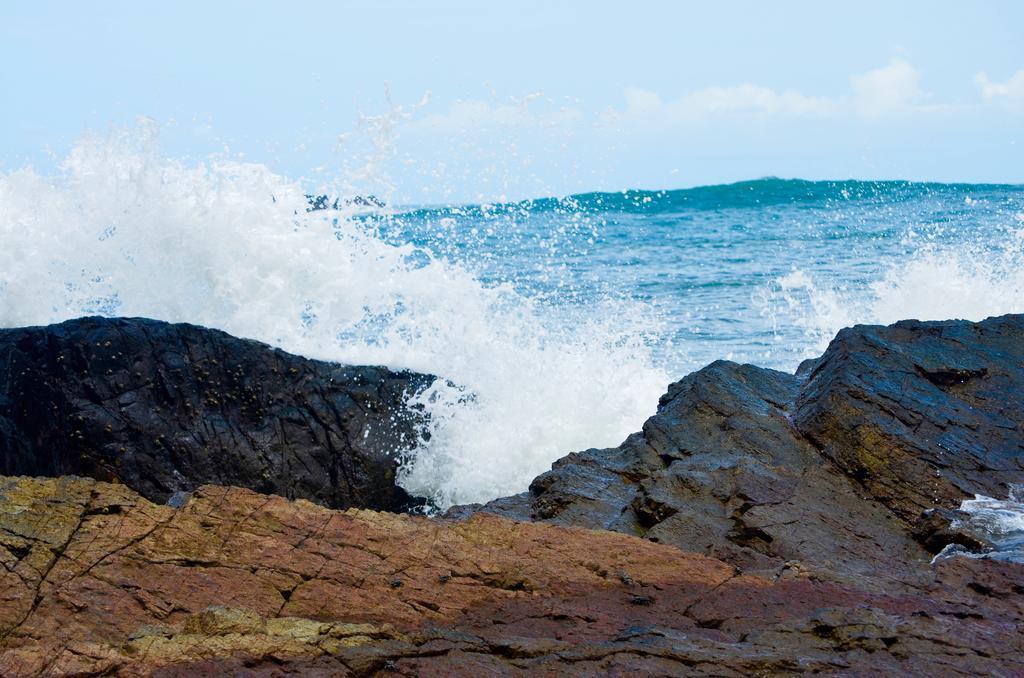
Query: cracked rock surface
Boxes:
[
  {"xmin": 0, "ymin": 317, "xmax": 433, "ymax": 512},
  {"xmin": 1, "ymin": 476, "xmax": 1021, "ymax": 676}
]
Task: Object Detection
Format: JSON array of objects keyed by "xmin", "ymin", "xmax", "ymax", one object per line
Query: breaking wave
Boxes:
[
  {"xmin": 0, "ymin": 127, "xmax": 668, "ymax": 508},
  {"xmin": 2, "ymin": 127, "xmax": 1022, "ymax": 507}
]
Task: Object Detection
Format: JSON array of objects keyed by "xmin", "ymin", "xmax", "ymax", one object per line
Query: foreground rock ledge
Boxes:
[{"xmin": 1, "ymin": 476, "xmax": 1022, "ymax": 676}]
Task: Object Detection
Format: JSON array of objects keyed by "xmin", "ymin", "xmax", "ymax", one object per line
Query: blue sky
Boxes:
[{"xmin": 2, "ymin": 1, "xmax": 1023, "ymax": 203}]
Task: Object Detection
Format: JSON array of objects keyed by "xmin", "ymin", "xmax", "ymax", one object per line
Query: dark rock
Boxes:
[
  {"xmin": 305, "ymin": 193, "xmax": 385, "ymax": 211},
  {"xmin": 0, "ymin": 316, "xmax": 432, "ymax": 511},
  {"xmin": 2, "ymin": 313, "xmax": 1024, "ymax": 674},
  {"xmin": 473, "ymin": 360, "xmax": 931, "ymax": 587},
  {"xmin": 468, "ymin": 315, "xmax": 1024, "ymax": 587},
  {"xmin": 795, "ymin": 314, "xmax": 1024, "ymax": 522}
]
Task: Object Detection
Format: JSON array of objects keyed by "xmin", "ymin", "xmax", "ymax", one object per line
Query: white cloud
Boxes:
[
  {"xmin": 407, "ymin": 59, "xmax": 1013, "ymax": 142},
  {"xmin": 849, "ymin": 59, "xmax": 924, "ymax": 118},
  {"xmin": 608, "ymin": 59, "xmax": 932, "ymax": 129},
  {"xmin": 598, "ymin": 83, "xmax": 838, "ymax": 132},
  {"xmin": 975, "ymin": 70, "xmax": 1024, "ymax": 100}
]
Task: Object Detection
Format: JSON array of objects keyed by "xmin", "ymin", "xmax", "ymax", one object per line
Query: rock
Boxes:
[
  {"xmin": 795, "ymin": 314, "xmax": 1024, "ymax": 522},
  {"xmin": 0, "ymin": 475, "xmax": 1020, "ymax": 675},
  {"xmin": 472, "ymin": 361, "xmax": 932, "ymax": 587},
  {"xmin": 468, "ymin": 315, "xmax": 1024, "ymax": 588},
  {"xmin": 306, "ymin": 194, "xmax": 385, "ymax": 211},
  {"xmin": 0, "ymin": 317, "xmax": 433, "ymax": 511},
  {"xmin": 912, "ymin": 508, "xmax": 995, "ymax": 554},
  {"xmin": 2, "ymin": 314, "xmax": 1023, "ymax": 672}
]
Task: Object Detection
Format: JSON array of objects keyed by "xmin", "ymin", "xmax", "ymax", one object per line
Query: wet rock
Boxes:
[
  {"xmin": 0, "ymin": 317, "xmax": 432, "ymax": 511},
  {"xmin": 470, "ymin": 315, "xmax": 1024, "ymax": 588},
  {"xmin": 795, "ymin": 314, "xmax": 1024, "ymax": 522},
  {"xmin": 473, "ymin": 361, "xmax": 932, "ymax": 587},
  {"xmin": 912, "ymin": 508, "xmax": 994, "ymax": 554},
  {"xmin": 0, "ymin": 476, "xmax": 1020, "ymax": 676}
]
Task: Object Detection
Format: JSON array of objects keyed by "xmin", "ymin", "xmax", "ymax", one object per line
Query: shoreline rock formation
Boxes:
[
  {"xmin": 1, "ymin": 476, "xmax": 1021, "ymax": 675},
  {"xmin": 465, "ymin": 315, "xmax": 1024, "ymax": 586},
  {"xmin": 0, "ymin": 317, "xmax": 433, "ymax": 512},
  {"xmin": 1, "ymin": 314, "xmax": 1022, "ymax": 675}
]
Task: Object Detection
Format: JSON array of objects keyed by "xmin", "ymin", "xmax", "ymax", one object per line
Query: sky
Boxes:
[{"xmin": 2, "ymin": 0, "xmax": 1023, "ymax": 203}]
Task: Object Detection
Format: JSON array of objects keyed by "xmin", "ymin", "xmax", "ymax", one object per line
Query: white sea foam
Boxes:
[
  {"xmin": 765, "ymin": 221, "xmax": 1024, "ymax": 361},
  {"xmin": 0, "ymin": 126, "xmax": 669, "ymax": 508},
  {"xmin": 933, "ymin": 485, "xmax": 1024, "ymax": 563},
  {"xmin": 957, "ymin": 487, "xmax": 1024, "ymax": 541}
]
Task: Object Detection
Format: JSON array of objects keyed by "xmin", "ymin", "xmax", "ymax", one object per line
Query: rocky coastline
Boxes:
[{"xmin": 1, "ymin": 315, "xmax": 1022, "ymax": 675}]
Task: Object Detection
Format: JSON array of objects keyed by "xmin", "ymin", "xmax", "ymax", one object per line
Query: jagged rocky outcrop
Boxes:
[
  {"xmin": 1, "ymin": 314, "xmax": 1022, "ymax": 675},
  {"xmin": 466, "ymin": 315, "xmax": 1024, "ymax": 587},
  {"xmin": 1, "ymin": 476, "xmax": 1021, "ymax": 676},
  {"xmin": 794, "ymin": 315, "xmax": 1024, "ymax": 522},
  {"xmin": 0, "ymin": 317, "xmax": 433, "ymax": 512}
]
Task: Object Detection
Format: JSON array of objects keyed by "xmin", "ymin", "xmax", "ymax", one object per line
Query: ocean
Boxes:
[
  {"xmin": 374, "ymin": 179, "xmax": 1024, "ymax": 371},
  {"xmin": 1, "ymin": 134, "xmax": 1023, "ymax": 513}
]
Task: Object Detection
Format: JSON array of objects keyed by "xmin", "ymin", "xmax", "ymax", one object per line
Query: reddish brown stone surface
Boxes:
[{"xmin": 1, "ymin": 476, "xmax": 1021, "ymax": 676}]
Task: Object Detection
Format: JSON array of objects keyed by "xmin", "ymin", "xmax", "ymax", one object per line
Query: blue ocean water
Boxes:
[{"xmin": 370, "ymin": 178, "xmax": 1024, "ymax": 373}]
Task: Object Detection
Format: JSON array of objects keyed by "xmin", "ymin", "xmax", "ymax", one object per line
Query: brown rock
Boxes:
[{"xmin": 1, "ymin": 476, "xmax": 1021, "ymax": 675}]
